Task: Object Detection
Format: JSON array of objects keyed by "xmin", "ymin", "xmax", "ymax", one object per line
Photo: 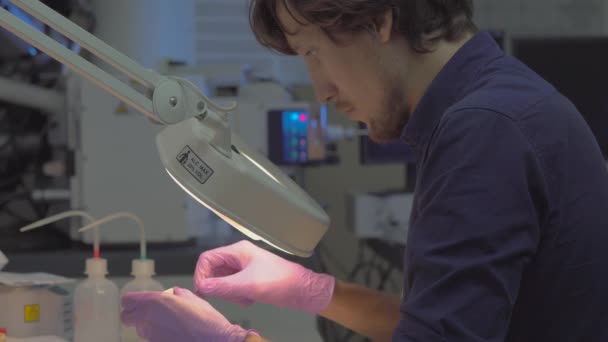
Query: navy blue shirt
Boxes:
[{"xmin": 393, "ymin": 32, "xmax": 608, "ymax": 341}]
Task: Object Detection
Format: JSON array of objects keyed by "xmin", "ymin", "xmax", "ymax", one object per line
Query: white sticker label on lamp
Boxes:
[{"xmin": 176, "ymin": 146, "xmax": 214, "ymax": 184}]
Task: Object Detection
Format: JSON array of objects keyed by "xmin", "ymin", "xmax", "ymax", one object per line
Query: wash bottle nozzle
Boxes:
[
  {"xmin": 78, "ymin": 211, "xmax": 147, "ymax": 260},
  {"xmin": 20, "ymin": 210, "xmax": 101, "ymax": 258}
]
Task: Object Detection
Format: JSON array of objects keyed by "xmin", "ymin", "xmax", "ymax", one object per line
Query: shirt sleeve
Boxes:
[{"xmin": 393, "ymin": 109, "xmax": 548, "ymax": 341}]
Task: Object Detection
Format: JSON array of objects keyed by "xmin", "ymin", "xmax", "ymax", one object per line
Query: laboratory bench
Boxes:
[
  {"xmin": 2, "ymin": 239, "xmax": 317, "ymax": 278},
  {"xmin": 2, "ymin": 241, "xmax": 212, "ymax": 278}
]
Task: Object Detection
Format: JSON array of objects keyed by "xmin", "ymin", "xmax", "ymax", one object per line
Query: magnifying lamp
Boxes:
[{"xmin": 0, "ymin": 0, "xmax": 329, "ymax": 257}]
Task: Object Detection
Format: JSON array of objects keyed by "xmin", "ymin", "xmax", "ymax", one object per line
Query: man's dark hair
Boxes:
[{"xmin": 249, "ymin": 0, "xmax": 477, "ymax": 55}]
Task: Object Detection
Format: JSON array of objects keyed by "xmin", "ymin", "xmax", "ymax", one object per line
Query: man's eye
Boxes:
[{"xmin": 305, "ymin": 49, "xmax": 316, "ymax": 56}]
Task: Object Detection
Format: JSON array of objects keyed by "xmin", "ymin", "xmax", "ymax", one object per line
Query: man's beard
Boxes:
[{"xmin": 367, "ymin": 79, "xmax": 410, "ymax": 144}]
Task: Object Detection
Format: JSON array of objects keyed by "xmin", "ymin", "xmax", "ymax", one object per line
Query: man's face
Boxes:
[{"xmin": 276, "ymin": 1, "xmax": 411, "ymax": 143}]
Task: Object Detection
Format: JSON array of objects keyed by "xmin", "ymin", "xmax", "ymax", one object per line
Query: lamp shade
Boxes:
[{"xmin": 156, "ymin": 117, "xmax": 330, "ymax": 257}]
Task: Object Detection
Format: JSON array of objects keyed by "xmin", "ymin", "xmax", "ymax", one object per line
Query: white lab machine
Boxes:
[
  {"xmin": 68, "ymin": 76, "xmax": 192, "ymax": 245},
  {"xmin": 63, "ymin": 0, "xmax": 197, "ymax": 245},
  {"xmin": 349, "ymin": 191, "xmax": 414, "ymax": 245}
]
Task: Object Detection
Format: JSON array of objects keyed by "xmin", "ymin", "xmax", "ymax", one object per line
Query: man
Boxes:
[{"xmin": 121, "ymin": 0, "xmax": 608, "ymax": 341}]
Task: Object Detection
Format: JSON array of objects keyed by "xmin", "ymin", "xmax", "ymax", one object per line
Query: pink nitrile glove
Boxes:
[
  {"xmin": 194, "ymin": 240, "xmax": 335, "ymax": 314},
  {"xmin": 121, "ymin": 287, "xmax": 257, "ymax": 342}
]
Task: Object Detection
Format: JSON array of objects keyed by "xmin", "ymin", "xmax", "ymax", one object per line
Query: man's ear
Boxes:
[{"xmin": 376, "ymin": 9, "xmax": 394, "ymax": 43}]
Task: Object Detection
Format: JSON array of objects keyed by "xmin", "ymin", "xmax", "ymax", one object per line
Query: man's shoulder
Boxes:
[{"xmin": 447, "ymin": 55, "xmax": 569, "ymax": 123}]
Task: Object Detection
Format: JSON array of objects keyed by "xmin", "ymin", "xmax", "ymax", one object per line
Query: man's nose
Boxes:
[
  {"xmin": 315, "ymin": 87, "xmax": 336, "ymax": 104},
  {"xmin": 310, "ymin": 71, "xmax": 337, "ymax": 104}
]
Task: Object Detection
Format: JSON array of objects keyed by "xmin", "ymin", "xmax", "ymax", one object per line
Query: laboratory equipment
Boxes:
[
  {"xmin": 348, "ymin": 191, "xmax": 414, "ymax": 244},
  {"xmin": 73, "ymin": 215, "xmax": 120, "ymax": 342},
  {"xmin": 267, "ymin": 106, "xmax": 327, "ymax": 165},
  {"xmin": 76, "ymin": 212, "xmax": 165, "ymax": 342},
  {"xmin": 63, "ymin": 0, "xmax": 195, "ymax": 246},
  {"xmin": 0, "ymin": 0, "xmax": 330, "ymax": 257},
  {"xmin": 165, "ymin": 62, "xmax": 334, "ymax": 166},
  {"xmin": 120, "ymin": 261, "xmax": 164, "ymax": 295},
  {"xmin": 119, "ymin": 260, "xmax": 164, "ymax": 342},
  {"xmin": 0, "ymin": 101, "xmax": 65, "ymax": 253},
  {"xmin": 76, "ymin": 211, "xmax": 146, "ymax": 262},
  {"xmin": 0, "ymin": 272, "xmax": 73, "ymax": 340},
  {"xmin": 0, "ymin": 76, "xmax": 64, "ymax": 115},
  {"xmin": 68, "ymin": 76, "xmax": 192, "ymax": 246},
  {"xmin": 19, "ymin": 210, "xmax": 101, "ymax": 257},
  {"xmin": 72, "ymin": 258, "xmax": 120, "ymax": 342},
  {"xmin": 0, "ymin": 0, "xmax": 329, "ymax": 256},
  {"xmin": 19, "ymin": 210, "xmax": 120, "ymax": 342},
  {"xmin": 0, "ymin": 0, "xmax": 96, "ymax": 254}
]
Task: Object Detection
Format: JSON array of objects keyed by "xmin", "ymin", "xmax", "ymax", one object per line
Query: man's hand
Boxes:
[
  {"xmin": 194, "ymin": 240, "xmax": 335, "ymax": 314},
  {"xmin": 121, "ymin": 287, "xmax": 257, "ymax": 342}
]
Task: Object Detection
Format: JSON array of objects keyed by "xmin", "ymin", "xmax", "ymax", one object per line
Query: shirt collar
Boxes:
[{"xmin": 402, "ymin": 31, "xmax": 504, "ymax": 149}]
